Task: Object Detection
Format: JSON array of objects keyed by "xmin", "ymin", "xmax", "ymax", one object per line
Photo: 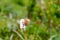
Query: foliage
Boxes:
[{"xmin": 0, "ymin": 0, "xmax": 60, "ymax": 40}]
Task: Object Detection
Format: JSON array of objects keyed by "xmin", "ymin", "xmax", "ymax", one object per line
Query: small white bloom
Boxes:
[{"xmin": 18, "ymin": 18, "xmax": 30, "ymax": 31}]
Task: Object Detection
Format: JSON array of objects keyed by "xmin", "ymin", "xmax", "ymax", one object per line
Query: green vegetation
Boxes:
[{"xmin": 0, "ymin": 0, "xmax": 60, "ymax": 40}]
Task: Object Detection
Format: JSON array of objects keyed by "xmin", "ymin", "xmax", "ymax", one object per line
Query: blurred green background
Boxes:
[{"xmin": 0, "ymin": 0, "xmax": 60, "ymax": 40}]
